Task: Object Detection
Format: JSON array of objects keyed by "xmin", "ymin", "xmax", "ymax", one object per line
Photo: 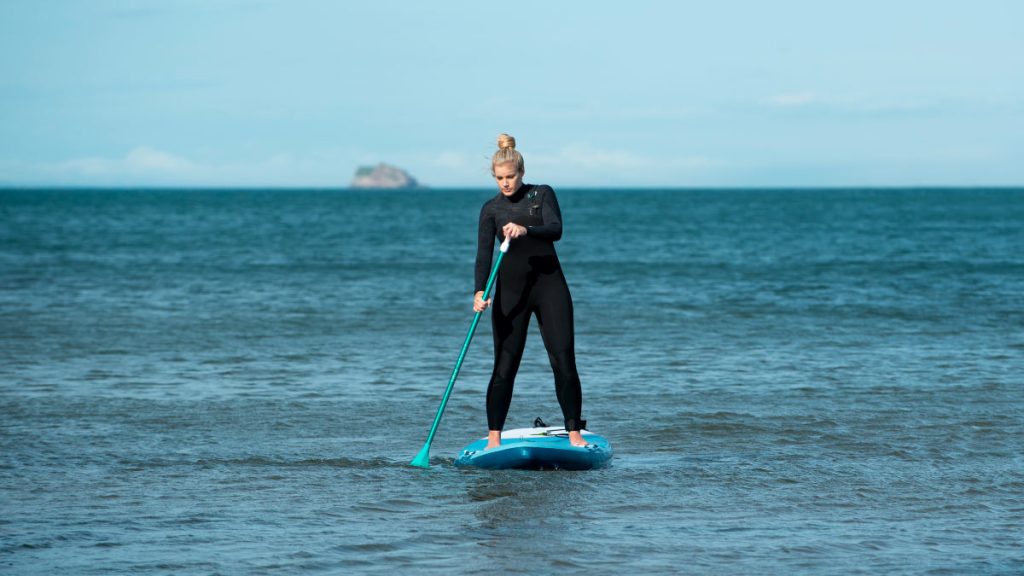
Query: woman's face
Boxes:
[{"xmin": 493, "ymin": 162, "xmax": 523, "ymax": 197}]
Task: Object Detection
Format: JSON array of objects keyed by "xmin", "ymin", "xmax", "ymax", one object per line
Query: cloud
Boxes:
[
  {"xmin": 398, "ymin": 144, "xmax": 718, "ymax": 187},
  {"xmin": 763, "ymin": 92, "xmax": 940, "ymax": 118},
  {"xmin": 60, "ymin": 146, "xmax": 203, "ymax": 179},
  {"xmin": 22, "ymin": 146, "xmax": 340, "ymax": 186},
  {"xmin": 433, "ymin": 151, "xmax": 474, "ymax": 170},
  {"xmin": 767, "ymin": 92, "xmax": 818, "ymax": 107},
  {"xmin": 534, "ymin": 144, "xmax": 654, "ymax": 171},
  {"xmin": 537, "ymin": 144, "xmax": 713, "ymax": 171},
  {"xmin": 123, "ymin": 146, "xmax": 197, "ymax": 173},
  {"xmin": 522, "ymin": 144, "xmax": 718, "ymax": 186},
  {"xmin": 3, "ymin": 144, "xmax": 720, "ymax": 188},
  {"xmin": 41, "ymin": 146, "xmax": 348, "ymax": 186}
]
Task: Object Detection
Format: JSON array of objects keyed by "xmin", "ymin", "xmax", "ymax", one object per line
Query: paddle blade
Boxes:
[{"xmin": 410, "ymin": 444, "xmax": 431, "ymax": 468}]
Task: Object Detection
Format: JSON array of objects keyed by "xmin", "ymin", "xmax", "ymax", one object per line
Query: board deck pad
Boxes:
[{"xmin": 454, "ymin": 426, "xmax": 613, "ymax": 470}]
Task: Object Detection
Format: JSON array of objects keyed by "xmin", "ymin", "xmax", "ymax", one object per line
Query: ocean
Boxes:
[{"xmin": 1, "ymin": 187, "xmax": 1022, "ymax": 574}]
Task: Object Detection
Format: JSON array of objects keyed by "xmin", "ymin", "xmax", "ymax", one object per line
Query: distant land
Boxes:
[{"xmin": 349, "ymin": 163, "xmax": 424, "ymax": 189}]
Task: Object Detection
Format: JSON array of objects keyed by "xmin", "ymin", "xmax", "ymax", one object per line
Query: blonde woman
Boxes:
[{"xmin": 473, "ymin": 134, "xmax": 587, "ymax": 449}]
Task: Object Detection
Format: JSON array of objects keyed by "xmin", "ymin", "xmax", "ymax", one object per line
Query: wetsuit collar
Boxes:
[{"xmin": 501, "ymin": 183, "xmax": 533, "ymax": 203}]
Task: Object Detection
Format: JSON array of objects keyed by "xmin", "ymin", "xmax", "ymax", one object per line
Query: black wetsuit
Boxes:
[{"xmin": 475, "ymin": 183, "xmax": 584, "ymax": 432}]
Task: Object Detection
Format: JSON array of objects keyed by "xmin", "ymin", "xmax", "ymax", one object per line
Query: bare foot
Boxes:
[
  {"xmin": 485, "ymin": 430, "xmax": 501, "ymax": 449},
  {"xmin": 569, "ymin": 430, "xmax": 588, "ymax": 447}
]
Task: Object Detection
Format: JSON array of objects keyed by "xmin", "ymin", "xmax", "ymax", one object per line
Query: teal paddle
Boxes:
[{"xmin": 410, "ymin": 236, "xmax": 511, "ymax": 468}]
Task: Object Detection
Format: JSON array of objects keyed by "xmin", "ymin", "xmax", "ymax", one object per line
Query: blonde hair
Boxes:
[{"xmin": 490, "ymin": 133, "xmax": 525, "ymax": 175}]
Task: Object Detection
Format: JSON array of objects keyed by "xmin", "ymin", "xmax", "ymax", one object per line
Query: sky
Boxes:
[{"xmin": 1, "ymin": 0, "xmax": 1022, "ymax": 188}]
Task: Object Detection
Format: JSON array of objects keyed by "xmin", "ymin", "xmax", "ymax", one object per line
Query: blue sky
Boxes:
[{"xmin": 1, "ymin": 0, "xmax": 1021, "ymax": 187}]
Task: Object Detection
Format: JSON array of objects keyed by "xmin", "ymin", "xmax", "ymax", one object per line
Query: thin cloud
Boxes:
[
  {"xmin": 763, "ymin": 92, "xmax": 938, "ymax": 117},
  {"xmin": 46, "ymin": 147, "xmax": 348, "ymax": 186},
  {"xmin": 768, "ymin": 92, "xmax": 818, "ymax": 107},
  {"xmin": 434, "ymin": 151, "xmax": 473, "ymax": 170},
  {"xmin": 61, "ymin": 146, "xmax": 201, "ymax": 178},
  {"xmin": 525, "ymin": 144, "xmax": 717, "ymax": 186},
  {"xmin": 534, "ymin": 144, "xmax": 654, "ymax": 171}
]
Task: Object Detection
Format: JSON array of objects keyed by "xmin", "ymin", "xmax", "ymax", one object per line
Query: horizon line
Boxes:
[{"xmin": 1, "ymin": 184, "xmax": 1022, "ymax": 192}]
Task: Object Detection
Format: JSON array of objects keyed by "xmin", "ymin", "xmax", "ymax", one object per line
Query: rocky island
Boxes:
[{"xmin": 350, "ymin": 163, "xmax": 424, "ymax": 189}]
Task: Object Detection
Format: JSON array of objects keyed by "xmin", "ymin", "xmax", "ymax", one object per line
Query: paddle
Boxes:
[{"xmin": 410, "ymin": 236, "xmax": 511, "ymax": 468}]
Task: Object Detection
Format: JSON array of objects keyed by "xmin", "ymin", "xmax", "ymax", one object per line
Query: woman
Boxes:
[{"xmin": 474, "ymin": 133, "xmax": 587, "ymax": 449}]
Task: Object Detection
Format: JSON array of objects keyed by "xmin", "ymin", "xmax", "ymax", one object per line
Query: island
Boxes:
[{"xmin": 349, "ymin": 163, "xmax": 425, "ymax": 189}]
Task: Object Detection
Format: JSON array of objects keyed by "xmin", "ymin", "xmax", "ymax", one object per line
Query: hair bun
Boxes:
[{"xmin": 497, "ymin": 133, "xmax": 516, "ymax": 150}]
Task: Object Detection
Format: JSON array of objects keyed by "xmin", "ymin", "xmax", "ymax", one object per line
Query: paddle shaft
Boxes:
[{"xmin": 411, "ymin": 237, "xmax": 509, "ymax": 467}]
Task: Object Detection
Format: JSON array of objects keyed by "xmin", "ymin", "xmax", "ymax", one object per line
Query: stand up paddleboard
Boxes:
[{"xmin": 455, "ymin": 425, "xmax": 612, "ymax": 471}]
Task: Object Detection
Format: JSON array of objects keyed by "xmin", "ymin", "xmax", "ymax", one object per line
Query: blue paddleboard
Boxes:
[{"xmin": 454, "ymin": 426, "xmax": 612, "ymax": 470}]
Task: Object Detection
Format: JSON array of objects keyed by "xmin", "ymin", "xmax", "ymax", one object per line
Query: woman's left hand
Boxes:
[{"xmin": 502, "ymin": 223, "xmax": 528, "ymax": 239}]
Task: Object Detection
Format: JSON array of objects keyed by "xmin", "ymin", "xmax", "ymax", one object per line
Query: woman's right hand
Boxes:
[{"xmin": 473, "ymin": 291, "xmax": 491, "ymax": 312}]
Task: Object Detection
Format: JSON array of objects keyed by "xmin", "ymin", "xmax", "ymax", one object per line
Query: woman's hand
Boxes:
[
  {"xmin": 502, "ymin": 222, "xmax": 528, "ymax": 240},
  {"xmin": 473, "ymin": 291, "xmax": 492, "ymax": 312}
]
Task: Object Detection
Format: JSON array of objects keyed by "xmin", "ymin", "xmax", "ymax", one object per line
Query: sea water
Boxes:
[{"xmin": 1, "ymin": 188, "xmax": 1022, "ymax": 574}]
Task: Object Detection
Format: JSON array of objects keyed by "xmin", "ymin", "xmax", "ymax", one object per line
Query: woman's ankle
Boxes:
[{"xmin": 486, "ymin": 430, "xmax": 502, "ymax": 448}]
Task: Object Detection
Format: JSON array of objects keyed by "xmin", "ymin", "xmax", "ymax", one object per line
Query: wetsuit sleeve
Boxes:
[
  {"xmin": 525, "ymin": 185, "xmax": 563, "ymax": 241},
  {"xmin": 475, "ymin": 201, "xmax": 496, "ymax": 293}
]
